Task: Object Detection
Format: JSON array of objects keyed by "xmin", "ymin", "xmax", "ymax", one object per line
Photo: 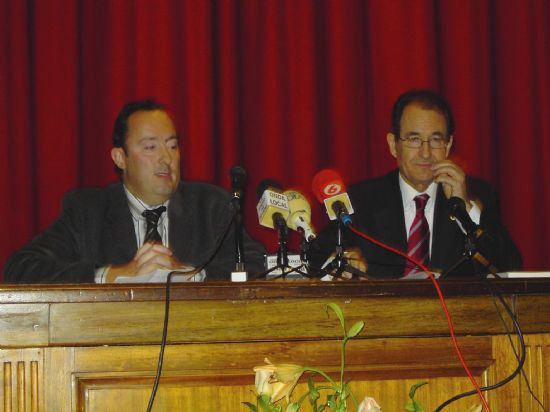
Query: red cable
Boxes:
[{"xmin": 347, "ymin": 224, "xmax": 491, "ymax": 412}]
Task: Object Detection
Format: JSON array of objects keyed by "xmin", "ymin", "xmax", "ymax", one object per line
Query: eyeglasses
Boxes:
[{"xmin": 398, "ymin": 135, "xmax": 449, "ymax": 149}]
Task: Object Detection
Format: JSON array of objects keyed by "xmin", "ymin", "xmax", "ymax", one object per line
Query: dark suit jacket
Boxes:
[
  {"xmin": 311, "ymin": 170, "xmax": 522, "ymax": 278},
  {"xmin": 4, "ymin": 182, "xmax": 265, "ymax": 283}
]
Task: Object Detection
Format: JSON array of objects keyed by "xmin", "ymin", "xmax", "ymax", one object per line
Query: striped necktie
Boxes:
[
  {"xmin": 404, "ymin": 194, "xmax": 430, "ymax": 276},
  {"xmin": 142, "ymin": 206, "xmax": 166, "ymax": 244}
]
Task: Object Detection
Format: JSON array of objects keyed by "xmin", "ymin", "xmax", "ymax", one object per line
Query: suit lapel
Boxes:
[
  {"xmin": 103, "ymin": 183, "xmax": 137, "ymax": 264},
  {"xmin": 168, "ymin": 183, "xmax": 194, "ymax": 261},
  {"xmin": 372, "ymin": 171, "xmax": 408, "ymax": 251}
]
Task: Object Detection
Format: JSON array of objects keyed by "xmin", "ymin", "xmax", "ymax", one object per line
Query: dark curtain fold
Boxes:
[{"xmin": 1, "ymin": 0, "xmax": 549, "ymax": 277}]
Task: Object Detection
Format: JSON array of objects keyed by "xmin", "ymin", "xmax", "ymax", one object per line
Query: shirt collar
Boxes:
[
  {"xmin": 123, "ymin": 186, "xmax": 170, "ymax": 219},
  {"xmin": 398, "ymin": 174, "xmax": 437, "ymax": 211}
]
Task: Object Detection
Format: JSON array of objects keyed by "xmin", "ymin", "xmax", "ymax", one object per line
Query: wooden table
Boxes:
[{"xmin": 0, "ymin": 278, "xmax": 549, "ymax": 411}]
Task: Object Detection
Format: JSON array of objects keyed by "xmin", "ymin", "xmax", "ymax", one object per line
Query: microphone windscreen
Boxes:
[
  {"xmin": 448, "ymin": 196, "xmax": 478, "ymax": 236},
  {"xmin": 283, "ymin": 190, "xmax": 312, "ymax": 228},
  {"xmin": 311, "ymin": 169, "xmax": 347, "ymax": 203},
  {"xmin": 311, "ymin": 169, "xmax": 354, "ymax": 221},
  {"xmin": 448, "ymin": 196, "xmax": 466, "ymax": 215},
  {"xmin": 256, "ymin": 180, "xmax": 289, "ymax": 229},
  {"xmin": 283, "ymin": 189, "xmax": 316, "ymax": 239},
  {"xmin": 230, "ymin": 166, "xmax": 247, "ymax": 187}
]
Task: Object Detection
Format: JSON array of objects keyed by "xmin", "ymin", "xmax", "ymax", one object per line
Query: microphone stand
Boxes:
[
  {"xmin": 276, "ymin": 219, "xmax": 289, "ymax": 268},
  {"xmin": 298, "ymin": 231, "xmax": 311, "ymax": 268},
  {"xmin": 323, "ymin": 209, "xmax": 366, "ymax": 279},
  {"xmin": 230, "ymin": 166, "xmax": 248, "ymax": 281},
  {"xmin": 230, "ymin": 196, "xmax": 248, "ymax": 280},
  {"xmin": 441, "ymin": 225, "xmax": 500, "ymax": 279},
  {"xmin": 255, "ymin": 217, "xmax": 313, "ymax": 280}
]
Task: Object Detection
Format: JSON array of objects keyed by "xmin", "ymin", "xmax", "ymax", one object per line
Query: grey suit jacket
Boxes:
[
  {"xmin": 4, "ymin": 181, "xmax": 266, "ymax": 283},
  {"xmin": 311, "ymin": 170, "xmax": 522, "ymax": 278}
]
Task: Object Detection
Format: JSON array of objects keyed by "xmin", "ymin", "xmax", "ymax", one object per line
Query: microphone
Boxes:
[
  {"xmin": 230, "ymin": 166, "xmax": 247, "ymax": 201},
  {"xmin": 444, "ymin": 196, "xmax": 500, "ymax": 276},
  {"xmin": 283, "ymin": 189, "xmax": 316, "ymax": 241},
  {"xmin": 256, "ymin": 180, "xmax": 290, "ymax": 231},
  {"xmin": 311, "ymin": 169, "xmax": 354, "ymax": 226},
  {"xmin": 448, "ymin": 197, "xmax": 483, "ymax": 238}
]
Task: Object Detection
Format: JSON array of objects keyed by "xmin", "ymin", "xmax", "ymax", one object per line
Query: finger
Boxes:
[
  {"xmin": 135, "ymin": 248, "xmax": 170, "ymax": 268},
  {"xmin": 136, "ymin": 253, "xmax": 173, "ymax": 273},
  {"xmin": 433, "ymin": 173, "xmax": 456, "ymax": 186},
  {"xmin": 135, "ymin": 262, "xmax": 161, "ymax": 276},
  {"xmin": 135, "ymin": 244, "xmax": 173, "ymax": 263},
  {"xmin": 431, "ymin": 159, "xmax": 458, "ymax": 169},
  {"xmin": 151, "ymin": 244, "xmax": 173, "ymax": 255},
  {"xmin": 432, "ymin": 166, "xmax": 463, "ymax": 181},
  {"xmin": 134, "ymin": 243, "xmax": 154, "ymax": 260},
  {"xmin": 170, "ymin": 259, "xmax": 195, "ymax": 271},
  {"xmin": 435, "ymin": 176, "xmax": 468, "ymax": 200},
  {"xmin": 432, "ymin": 162, "xmax": 465, "ymax": 180}
]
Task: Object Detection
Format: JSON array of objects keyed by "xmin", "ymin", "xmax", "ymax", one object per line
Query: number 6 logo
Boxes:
[{"xmin": 323, "ymin": 183, "xmax": 342, "ymax": 196}]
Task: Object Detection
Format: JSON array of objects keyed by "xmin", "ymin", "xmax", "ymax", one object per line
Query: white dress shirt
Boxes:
[
  {"xmin": 94, "ymin": 186, "xmax": 205, "ymax": 283},
  {"xmin": 398, "ymin": 174, "xmax": 481, "ymax": 257},
  {"xmin": 124, "ymin": 187, "xmax": 170, "ymax": 247}
]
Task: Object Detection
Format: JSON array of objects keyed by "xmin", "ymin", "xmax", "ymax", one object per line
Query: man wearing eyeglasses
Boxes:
[{"xmin": 312, "ymin": 89, "xmax": 522, "ymax": 278}]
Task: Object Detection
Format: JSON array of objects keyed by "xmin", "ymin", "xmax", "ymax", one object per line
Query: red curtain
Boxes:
[{"xmin": 1, "ymin": 0, "xmax": 549, "ymax": 277}]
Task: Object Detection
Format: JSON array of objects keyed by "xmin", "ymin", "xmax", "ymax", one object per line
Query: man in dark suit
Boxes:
[
  {"xmin": 312, "ymin": 90, "xmax": 522, "ymax": 278},
  {"xmin": 4, "ymin": 99, "xmax": 265, "ymax": 283}
]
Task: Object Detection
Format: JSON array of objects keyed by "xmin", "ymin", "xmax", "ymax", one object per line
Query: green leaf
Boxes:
[
  {"xmin": 412, "ymin": 399, "xmax": 425, "ymax": 412},
  {"xmin": 327, "ymin": 393, "xmax": 337, "ymax": 409},
  {"xmin": 242, "ymin": 401, "xmax": 258, "ymax": 412},
  {"xmin": 347, "ymin": 321, "xmax": 364, "ymax": 338},
  {"xmin": 258, "ymin": 394, "xmax": 271, "ymax": 406},
  {"xmin": 258, "ymin": 394, "xmax": 273, "ymax": 412},
  {"xmin": 306, "ymin": 376, "xmax": 320, "ymax": 403},
  {"xmin": 408, "ymin": 380, "xmax": 428, "ymax": 400},
  {"xmin": 325, "ymin": 303, "xmax": 346, "ymax": 333},
  {"xmin": 336, "ymin": 403, "xmax": 347, "ymax": 412},
  {"xmin": 309, "ymin": 388, "xmax": 320, "ymax": 402},
  {"xmin": 285, "ymin": 403, "xmax": 300, "ymax": 412},
  {"xmin": 405, "ymin": 399, "xmax": 425, "ymax": 412}
]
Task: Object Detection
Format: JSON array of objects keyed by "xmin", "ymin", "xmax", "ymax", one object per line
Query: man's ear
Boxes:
[
  {"xmin": 445, "ymin": 135, "xmax": 454, "ymax": 157},
  {"xmin": 111, "ymin": 147, "xmax": 126, "ymax": 171},
  {"xmin": 387, "ymin": 133, "xmax": 398, "ymax": 159}
]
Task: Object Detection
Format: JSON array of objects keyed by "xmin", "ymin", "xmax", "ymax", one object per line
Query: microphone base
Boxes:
[
  {"xmin": 231, "ymin": 271, "xmax": 248, "ymax": 282},
  {"xmin": 264, "ymin": 254, "xmax": 308, "ymax": 279}
]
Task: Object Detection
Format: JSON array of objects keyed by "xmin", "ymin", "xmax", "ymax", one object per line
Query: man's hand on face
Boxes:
[
  {"xmin": 105, "ymin": 243, "xmax": 194, "ymax": 282},
  {"xmin": 431, "ymin": 160, "xmax": 471, "ymax": 209}
]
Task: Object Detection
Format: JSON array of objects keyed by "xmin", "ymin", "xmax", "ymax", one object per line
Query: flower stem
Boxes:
[
  {"xmin": 340, "ymin": 337, "xmax": 348, "ymax": 390},
  {"xmin": 302, "ymin": 367, "xmax": 338, "ymax": 388}
]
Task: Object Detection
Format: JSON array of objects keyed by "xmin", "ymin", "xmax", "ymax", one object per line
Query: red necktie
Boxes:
[{"xmin": 404, "ymin": 194, "xmax": 430, "ymax": 277}]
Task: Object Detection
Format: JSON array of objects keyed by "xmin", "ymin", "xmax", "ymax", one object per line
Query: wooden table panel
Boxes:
[{"xmin": 0, "ymin": 279, "xmax": 548, "ymax": 411}]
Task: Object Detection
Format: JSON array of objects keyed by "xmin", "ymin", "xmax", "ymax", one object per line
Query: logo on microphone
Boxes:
[{"xmin": 323, "ymin": 183, "xmax": 342, "ymax": 196}]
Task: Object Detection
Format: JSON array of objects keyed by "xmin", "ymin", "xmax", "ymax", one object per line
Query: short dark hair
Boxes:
[
  {"xmin": 390, "ymin": 90, "xmax": 455, "ymax": 138},
  {"xmin": 112, "ymin": 99, "xmax": 166, "ymax": 149}
]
